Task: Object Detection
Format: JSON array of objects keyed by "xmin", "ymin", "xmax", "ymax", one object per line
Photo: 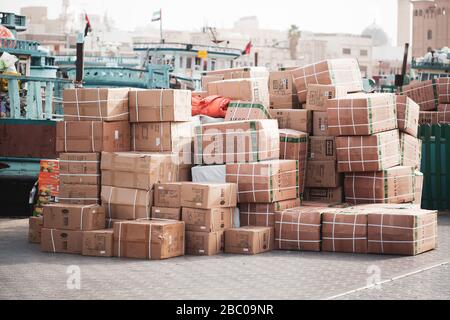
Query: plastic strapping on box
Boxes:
[
  {"xmin": 80, "ymin": 206, "xmax": 84, "ymax": 231},
  {"xmin": 337, "ymin": 98, "xmax": 342, "ymax": 136},
  {"xmin": 135, "ymin": 90, "xmax": 139, "ymax": 122},
  {"xmin": 360, "ymin": 136, "xmax": 365, "ymax": 172},
  {"xmin": 64, "ymin": 121, "xmax": 68, "ymax": 153},
  {"xmin": 91, "ymin": 122, "xmax": 95, "ymax": 152},
  {"xmin": 146, "ymin": 190, "xmax": 151, "ymax": 219},
  {"xmin": 50, "ymin": 228, "xmax": 56, "ymax": 253},
  {"xmin": 380, "ymin": 213, "xmax": 385, "ymax": 253},
  {"xmin": 75, "ymin": 88, "xmax": 80, "ymax": 121},
  {"xmin": 231, "ymin": 100, "xmax": 241, "ymax": 120},
  {"xmin": 350, "ymin": 97, "xmax": 356, "ymax": 135},
  {"xmin": 236, "ymin": 164, "xmax": 241, "ymax": 203},
  {"xmin": 352, "ymin": 214, "xmax": 357, "ymax": 253},
  {"xmin": 133, "ymin": 189, "xmax": 138, "ymax": 220},
  {"xmin": 118, "ymin": 222, "xmax": 123, "ymax": 258},
  {"xmin": 97, "ymin": 88, "xmax": 103, "ymax": 121},
  {"xmin": 148, "ymin": 224, "xmax": 152, "ymax": 260},
  {"xmin": 159, "ymin": 90, "xmax": 164, "ymax": 152},
  {"xmin": 108, "ymin": 187, "xmax": 114, "ymax": 219},
  {"xmin": 251, "ymin": 164, "xmax": 256, "ymax": 202},
  {"xmin": 332, "ymin": 213, "xmax": 337, "ymax": 252}
]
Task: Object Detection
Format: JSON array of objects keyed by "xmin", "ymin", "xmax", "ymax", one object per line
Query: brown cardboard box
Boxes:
[
  {"xmin": 438, "ymin": 78, "xmax": 450, "ymax": 104},
  {"xmin": 182, "ymin": 207, "xmax": 233, "ymax": 232},
  {"xmin": 361, "ymin": 205, "xmax": 437, "ymax": 255},
  {"xmin": 345, "ymin": 166, "xmax": 415, "ymax": 205},
  {"xmin": 239, "ymin": 199, "xmax": 301, "ymax": 228},
  {"xmin": 327, "ymin": 93, "xmax": 397, "ymax": 136},
  {"xmin": 207, "ymin": 78, "xmax": 270, "ymax": 107},
  {"xmin": 336, "ymin": 130, "xmax": 400, "ymax": 172},
  {"xmin": 274, "ymin": 207, "xmax": 322, "ymax": 252},
  {"xmin": 225, "ymin": 101, "xmax": 271, "ymax": 121},
  {"xmin": 205, "ymin": 67, "xmax": 269, "ymax": 80},
  {"xmin": 321, "ymin": 208, "xmax": 368, "ymax": 254},
  {"xmin": 305, "ymin": 160, "xmax": 342, "ymax": 188},
  {"xmin": 186, "ymin": 231, "xmax": 224, "ymax": 256},
  {"xmin": 154, "ymin": 183, "xmax": 182, "ymax": 208},
  {"xmin": 305, "ymin": 84, "xmax": 348, "ymax": 111},
  {"xmin": 56, "ymin": 121, "xmax": 130, "ymax": 153},
  {"xmin": 225, "ymin": 227, "xmax": 274, "ymax": 254},
  {"xmin": 178, "ymin": 164, "xmax": 192, "ymax": 182},
  {"xmin": 41, "ymin": 228, "xmax": 83, "ymax": 254},
  {"xmin": 113, "ymin": 220, "xmax": 185, "ymax": 260},
  {"xmin": 396, "ymin": 95, "xmax": 420, "ymax": 138},
  {"xmin": 59, "ymin": 153, "xmax": 100, "ymax": 185},
  {"xmin": 418, "ymin": 110, "xmax": 450, "ymax": 125},
  {"xmin": 269, "ymin": 70, "xmax": 300, "ymax": 109},
  {"xmin": 43, "ymin": 203, "xmax": 104, "ymax": 231},
  {"xmin": 400, "ymin": 133, "xmax": 421, "ymax": 168},
  {"xmin": 82, "ymin": 229, "xmax": 114, "ymax": 257},
  {"xmin": 414, "ymin": 171, "xmax": 424, "ymax": 205},
  {"xmin": 226, "ymin": 160, "xmax": 299, "ymax": 203},
  {"xmin": 194, "ymin": 120, "xmax": 279, "ymax": 165},
  {"xmin": 402, "ymin": 80, "xmax": 438, "ymax": 111},
  {"xmin": 279, "ymin": 129, "xmax": 308, "ymax": 194},
  {"xmin": 152, "ymin": 207, "xmax": 181, "ymax": 221},
  {"xmin": 131, "ymin": 122, "xmax": 192, "ymax": 153},
  {"xmin": 101, "ymin": 186, "xmax": 153, "ymax": 220},
  {"xmin": 303, "ymin": 187, "xmax": 343, "ymax": 203},
  {"xmin": 29, "ymin": 216, "xmax": 43, "ymax": 243},
  {"xmin": 63, "ymin": 88, "xmax": 129, "ymax": 122},
  {"xmin": 180, "ymin": 183, "xmax": 237, "ymax": 209},
  {"xmin": 292, "ymin": 59, "xmax": 363, "ymax": 103},
  {"xmin": 129, "ymin": 89, "xmax": 192, "ymax": 123},
  {"xmin": 202, "ymin": 75, "xmax": 224, "ymax": 91},
  {"xmin": 312, "ymin": 111, "xmax": 329, "ymax": 136},
  {"xmin": 101, "ymin": 152, "xmax": 178, "ymax": 190},
  {"xmin": 105, "ymin": 218, "xmax": 126, "ymax": 229},
  {"xmin": 58, "ymin": 183, "xmax": 100, "ymax": 205},
  {"xmin": 269, "ymin": 109, "xmax": 312, "ymax": 133},
  {"xmin": 308, "ymin": 136, "xmax": 336, "ymax": 161}
]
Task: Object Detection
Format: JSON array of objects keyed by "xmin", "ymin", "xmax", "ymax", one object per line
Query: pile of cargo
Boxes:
[{"xmin": 28, "ymin": 58, "xmax": 438, "ymax": 258}]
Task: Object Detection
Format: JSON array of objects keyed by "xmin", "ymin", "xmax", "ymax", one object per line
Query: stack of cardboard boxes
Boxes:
[{"xmin": 32, "ymin": 159, "xmax": 60, "ymax": 217}]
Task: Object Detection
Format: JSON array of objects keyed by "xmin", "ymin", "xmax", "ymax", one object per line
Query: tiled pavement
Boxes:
[{"xmin": 0, "ymin": 215, "xmax": 449, "ymax": 300}]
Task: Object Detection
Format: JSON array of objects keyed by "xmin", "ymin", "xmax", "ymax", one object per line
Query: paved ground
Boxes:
[{"xmin": 1, "ymin": 215, "xmax": 449, "ymax": 300}]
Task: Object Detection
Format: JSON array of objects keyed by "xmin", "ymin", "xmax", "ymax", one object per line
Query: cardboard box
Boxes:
[
  {"xmin": 41, "ymin": 229, "xmax": 82, "ymax": 254},
  {"xmin": 305, "ymin": 160, "xmax": 342, "ymax": 188},
  {"xmin": 292, "ymin": 59, "xmax": 363, "ymax": 103},
  {"xmin": 152, "ymin": 206, "xmax": 181, "ymax": 221},
  {"xmin": 205, "ymin": 67, "xmax": 269, "ymax": 80},
  {"xmin": 224, "ymin": 227, "xmax": 274, "ymax": 255},
  {"xmin": 178, "ymin": 164, "xmax": 192, "ymax": 182},
  {"xmin": 58, "ymin": 183, "xmax": 100, "ymax": 205},
  {"xmin": 321, "ymin": 208, "xmax": 368, "ymax": 254},
  {"xmin": 305, "ymin": 84, "xmax": 348, "ymax": 111},
  {"xmin": 402, "ymin": 80, "xmax": 438, "ymax": 111},
  {"xmin": 191, "ymin": 165, "xmax": 226, "ymax": 184},
  {"xmin": 129, "ymin": 89, "xmax": 192, "ymax": 123},
  {"xmin": 101, "ymin": 152, "xmax": 178, "ymax": 190},
  {"xmin": 269, "ymin": 70, "xmax": 300, "ymax": 109},
  {"xmin": 274, "ymin": 207, "xmax": 322, "ymax": 252},
  {"xmin": 396, "ymin": 95, "xmax": 420, "ymax": 138},
  {"xmin": 225, "ymin": 101, "xmax": 271, "ymax": 121},
  {"xmin": 56, "ymin": 121, "xmax": 130, "ymax": 153},
  {"xmin": 239, "ymin": 199, "xmax": 301, "ymax": 228},
  {"xmin": 29, "ymin": 216, "xmax": 43, "ymax": 244},
  {"xmin": 418, "ymin": 110, "xmax": 450, "ymax": 125},
  {"xmin": 400, "ymin": 133, "xmax": 421, "ymax": 168},
  {"xmin": 113, "ymin": 220, "xmax": 185, "ymax": 260},
  {"xmin": 336, "ymin": 130, "xmax": 400, "ymax": 173},
  {"xmin": 303, "ymin": 187, "xmax": 343, "ymax": 204},
  {"xmin": 63, "ymin": 88, "xmax": 129, "ymax": 122},
  {"xmin": 362, "ymin": 205, "xmax": 437, "ymax": 255},
  {"xmin": 82, "ymin": 229, "xmax": 114, "ymax": 257},
  {"xmin": 345, "ymin": 166, "xmax": 415, "ymax": 205},
  {"xmin": 186, "ymin": 231, "xmax": 224, "ymax": 256},
  {"xmin": 312, "ymin": 111, "xmax": 329, "ymax": 136},
  {"xmin": 207, "ymin": 78, "xmax": 270, "ymax": 107},
  {"xmin": 101, "ymin": 186, "xmax": 153, "ymax": 220},
  {"xmin": 414, "ymin": 171, "xmax": 424, "ymax": 205},
  {"xmin": 194, "ymin": 120, "xmax": 280, "ymax": 165},
  {"xmin": 43, "ymin": 203, "xmax": 104, "ymax": 231},
  {"xmin": 59, "ymin": 153, "xmax": 100, "ymax": 185},
  {"xmin": 279, "ymin": 129, "xmax": 308, "ymax": 194},
  {"xmin": 154, "ymin": 183, "xmax": 182, "ymax": 208},
  {"xmin": 308, "ymin": 136, "xmax": 336, "ymax": 161},
  {"xmin": 269, "ymin": 109, "xmax": 312, "ymax": 133},
  {"xmin": 131, "ymin": 122, "xmax": 192, "ymax": 153},
  {"xmin": 105, "ymin": 218, "xmax": 126, "ymax": 229},
  {"xmin": 327, "ymin": 93, "xmax": 397, "ymax": 136},
  {"xmin": 438, "ymin": 78, "xmax": 450, "ymax": 104},
  {"xmin": 226, "ymin": 160, "xmax": 299, "ymax": 203},
  {"xmin": 201, "ymin": 75, "xmax": 224, "ymax": 91},
  {"xmin": 180, "ymin": 183, "xmax": 237, "ymax": 209},
  {"xmin": 182, "ymin": 207, "xmax": 233, "ymax": 232}
]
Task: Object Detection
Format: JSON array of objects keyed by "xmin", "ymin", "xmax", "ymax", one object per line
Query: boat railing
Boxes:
[
  {"xmin": 411, "ymin": 60, "xmax": 450, "ymax": 71},
  {"xmin": 0, "ymin": 74, "xmax": 73, "ymax": 120},
  {"xmin": 0, "ymin": 38, "xmax": 41, "ymax": 55}
]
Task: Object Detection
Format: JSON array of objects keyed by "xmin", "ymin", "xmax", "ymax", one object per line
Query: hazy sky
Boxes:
[{"xmin": 3, "ymin": 0, "xmax": 398, "ymax": 43}]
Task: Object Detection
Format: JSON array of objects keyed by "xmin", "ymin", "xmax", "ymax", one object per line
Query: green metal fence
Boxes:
[{"xmin": 418, "ymin": 124, "xmax": 450, "ymax": 211}]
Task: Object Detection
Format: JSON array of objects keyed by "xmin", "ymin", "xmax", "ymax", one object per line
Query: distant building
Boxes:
[
  {"xmin": 397, "ymin": 0, "xmax": 413, "ymax": 46},
  {"xmin": 412, "ymin": 0, "xmax": 450, "ymax": 57}
]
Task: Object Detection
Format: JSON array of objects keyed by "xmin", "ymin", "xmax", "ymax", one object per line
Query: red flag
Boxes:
[
  {"xmin": 84, "ymin": 13, "xmax": 92, "ymax": 37},
  {"xmin": 242, "ymin": 41, "xmax": 252, "ymax": 55}
]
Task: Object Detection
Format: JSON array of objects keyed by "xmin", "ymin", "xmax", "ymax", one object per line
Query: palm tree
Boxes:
[{"xmin": 288, "ymin": 25, "xmax": 301, "ymax": 60}]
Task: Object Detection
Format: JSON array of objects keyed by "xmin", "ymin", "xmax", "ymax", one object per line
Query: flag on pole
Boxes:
[
  {"xmin": 242, "ymin": 41, "xmax": 252, "ymax": 55},
  {"xmin": 84, "ymin": 13, "xmax": 92, "ymax": 37},
  {"xmin": 152, "ymin": 9, "xmax": 162, "ymax": 22}
]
